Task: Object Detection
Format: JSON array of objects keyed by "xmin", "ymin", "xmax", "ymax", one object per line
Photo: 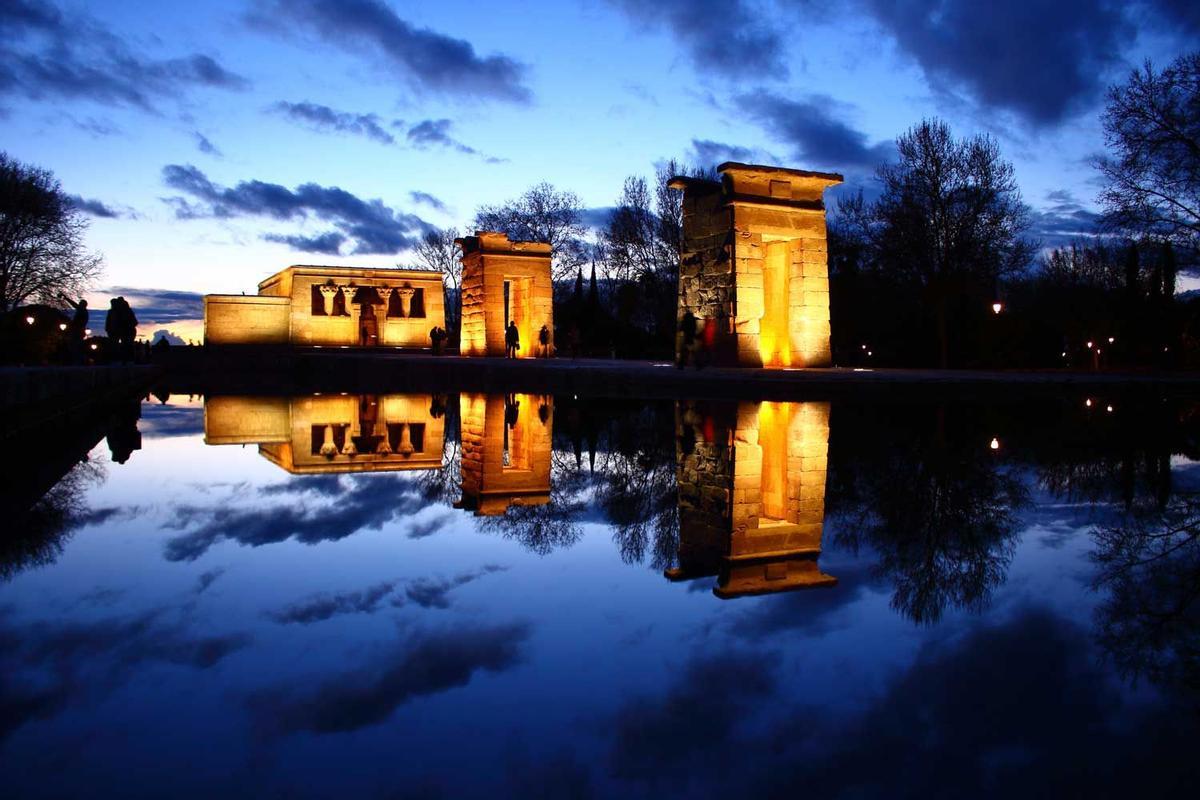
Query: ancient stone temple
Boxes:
[
  {"xmin": 457, "ymin": 232, "xmax": 553, "ymax": 358},
  {"xmin": 667, "ymin": 399, "xmax": 835, "ymax": 598},
  {"xmin": 670, "ymin": 162, "xmax": 843, "ymax": 368},
  {"xmin": 204, "ymin": 394, "xmax": 447, "ymax": 473},
  {"xmin": 457, "ymin": 393, "xmax": 553, "ymax": 515},
  {"xmin": 204, "ymin": 265, "xmax": 445, "ymax": 347}
]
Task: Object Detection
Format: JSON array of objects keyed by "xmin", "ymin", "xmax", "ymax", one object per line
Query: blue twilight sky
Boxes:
[{"xmin": 2, "ymin": 0, "xmax": 1197, "ymax": 314}]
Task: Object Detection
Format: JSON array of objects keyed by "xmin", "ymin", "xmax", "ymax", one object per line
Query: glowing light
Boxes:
[
  {"xmin": 59, "ymin": 323, "xmax": 67, "ymax": 331},
  {"xmin": 989, "ymin": 437, "xmax": 1000, "ymax": 450},
  {"xmin": 1107, "ymin": 337, "xmax": 1114, "ymax": 344},
  {"xmin": 1086, "ymin": 341, "xmax": 1094, "ymax": 349},
  {"xmin": 25, "ymin": 315, "xmax": 35, "ymax": 325},
  {"xmin": 1085, "ymin": 398, "xmax": 1093, "ymax": 407},
  {"xmin": 1061, "ymin": 351, "xmax": 1067, "ymax": 357},
  {"xmin": 991, "ymin": 302, "xmax": 1003, "ymax": 314},
  {"xmin": 89, "ymin": 343, "xmax": 97, "ymax": 350},
  {"xmin": 866, "ymin": 350, "xmax": 873, "ymax": 356},
  {"xmin": 1106, "ymin": 405, "xmax": 1114, "ymax": 413},
  {"xmin": 861, "ymin": 344, "xmax": 867, "ymax": 350},
  {"xmin": 85, "ymin": 328, "xmax": 92, "ymax": 336}
]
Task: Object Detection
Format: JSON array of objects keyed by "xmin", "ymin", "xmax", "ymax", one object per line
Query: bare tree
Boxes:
[
  {"xmin": 410, "ymin": 227, "xmax": 461, "ymax": 333},
  {"xmin": 1098, "ymin": 53, "xmax": 1200, "ymax": 257},
  {"xmin": 0, "ymin": 152, "xmax": 103, "ymax": 312},
  {"xmin": 853, "ymin": 119, "xmax": 1034, "ymax": 367},
  {"xmin": 474, "ymin": 182, "xmax": 588, "ymax": 285}
]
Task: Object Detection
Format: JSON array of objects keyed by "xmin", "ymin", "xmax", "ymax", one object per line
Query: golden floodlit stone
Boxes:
[
  {"xmin": 203, "ymin": 265, "xmax": 445, "ymax": 347},
  {"xmin": 670, "ymin": 162, "xmax": 842, "ymax": 368},
  {"xmin": 456, "ymin": 232, "xmax": 554, "ymax": 358}
]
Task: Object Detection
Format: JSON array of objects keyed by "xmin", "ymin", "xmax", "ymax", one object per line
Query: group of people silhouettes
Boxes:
[{"xmin": 57, "ymin": 293, "xmax": 138, "ymax": 363}]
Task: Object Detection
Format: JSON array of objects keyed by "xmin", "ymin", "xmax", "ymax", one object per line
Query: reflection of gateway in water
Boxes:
[
  {"xmin": 457, "ymin": 393, "xmax": 553, "ymax": 515},
  {"xmin": 668, "ymin": 400, "xmax": 836, "ymax": 598},
  {"xmin": 204, "ymin": 394, "xmax": 446, "ymax": 473}
]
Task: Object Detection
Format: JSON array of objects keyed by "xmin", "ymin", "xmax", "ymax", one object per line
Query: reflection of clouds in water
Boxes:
[
  {"xmin": 246, "ymin": 621, "xmax": 531, "ymax": 736},
  {"xmin": 0, "ymin": 607, "xmax": 250, "ymax": 742},
  {"xmin": 194, "ymin": 567, "xmax": 226, "ymax": 594},
  {"xmin": 600, "ymin": 607, "xmax": 1200, "ymax": 797},
  {"xmin": 267, "ymin": 566, "xmax": 509, "ymax": 623},
  {"xmin": 722, "ymin": 559, "xmax": 884, "ymax": 639},
  {"xmin": 405, "ymin": 511, "xmax": 454, "ymax": 539},
  {"xmin": 163, "ymin": 474, "xmax": 428, "ymax": 561},
  {"xmin": 138, "ymin": 404, "xmax": 204, "ymax": 439}
]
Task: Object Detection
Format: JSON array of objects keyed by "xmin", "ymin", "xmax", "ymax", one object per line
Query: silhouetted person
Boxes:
[
  {"xmin": 677, "ymin": 309, "xmax": 697, "ymax": 369},
  {"xmin": 429, "ymin": 325, "xmax": 444, "ymax": 355},
  {"xmin": 505, "ymin": 321, "xmax": 520, "ymax": 358},
  {"xmin": 538, "ymin": 324, "xmax": 550, "ymax": 358},
  {"xmin": 59, "ymin": 294, "xmax": 88, "ymax": 364},
  {"xmin": 504, "ymin": 394, "xmax": 520, "ymax": 428},
  {"xmin": 106, "ymin": 400, "xmax": 142, "ymax": 464},
  {"xmin": 105, "ymin": 296, "xmax": 138, "ymax": 363}
]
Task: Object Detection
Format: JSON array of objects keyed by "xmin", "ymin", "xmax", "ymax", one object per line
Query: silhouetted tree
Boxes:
[
  {"xmin": 0, "ymin": 152, "xmax": 103, "ymax": 312},
  {"xmin": 843, "ymin": 119, "xmax": 1035, "ymax": 367},
  {"xmin": 1098, "ymin": 53, "xmax": 1200, "ymax": 257},
  {"xmin": 474, "ymin": 183, "xmax": 588, "ymax": 288},
  {"xmin": 410, "ymin": 227, "xmax": 461, "ymax": 335}
]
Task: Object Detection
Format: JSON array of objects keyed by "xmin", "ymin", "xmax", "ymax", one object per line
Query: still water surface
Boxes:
[{"xmin": 3, "ymin": 390, "xmax": 1200, "ymax": 798}]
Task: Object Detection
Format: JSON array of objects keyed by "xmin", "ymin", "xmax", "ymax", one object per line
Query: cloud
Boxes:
[
  {"xmin": 401, "ymin": 566, "xmax": 508, "ymax": 609},
  {"xmin": 138, "ymin": 402, "xmax": 203, "ymax": 438},
  {"xmin": 607, "ymin": 651, "xmax": 775, "ymax": 782},
  {"xmin": 161, "ymin": 164, "xmax": 433, "ymax": 255},
  {"xmin": 1028, "ymin": 188, "xmax": 1103, "ymax": 248},
  {"xmin": 193, "ymin": 131, "xmax": 221, "ymax": 156},
  {"xmin": 163, "ymin": 474, "xmax": 427, "ymax": 561},
  {"xmin": 195, "ymin": 567, "xmax": 226, "ymax": 594},
  {"xmin": 687, "ymin": 138, "xmax": 761, "ymax": 168},
  {"xmin": 0, "ymin": 607, "xmax": 250, "ymax": 741},
  {"xmin": 579, "ymin": 206, "xmax": 617, "ymax": 231},
  {"xmin": 66, "ymin": 194, "xmax": 120, "ymax": 218},
  {"xmin": 408, "ymin": 191, "xmax": 448, "ymax": 214},
  {"xmin": 247, "ymin": 621, "xmax": 531, "ymax": 735},
  {"xmin": 101, "ymin": 286, "xmax": 203, "ymax": 325},
  {"xmin": 404, "ymin": 512, "xmax": 453, "ymax": 540},
  {"xmin": 250, "ymin": 0, "xmax": 531, "ymax": 103},
  {"xmin": 271, "ymin": 100, "xmax": 397, "ymax": 145},
  {"xmin": 606, "ymin": 0, "xmax": 787, "ymax": 80},
  {"xmin": 0, "ymin": 0, "xmax": 247, "ymax": 111},
  {"xmin": 735, "ymin": 90, "xmax": 893, "ymax": 172},
  {"xmin": 261, "ymin": 231, "xmax": 347, "ymax": 255},
  {"xmin": 269, "ymin": 579, "xmax": 400, "ymax": 624},
  {"xmin": 405, "ymin": 118, "xmax": 476, "ymax": 154},
  {"xmin": 863, "ymin": 0, "xmax": 1133, "ymax": 126},
  {"xmin": 149, "ymin": 329, "xmax": 185, "ymax": 346}
]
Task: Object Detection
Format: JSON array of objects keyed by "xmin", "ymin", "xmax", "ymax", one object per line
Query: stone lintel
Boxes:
[{"xmin": 456, "ymin": 230, "xmax": 552, "ymax": 258}]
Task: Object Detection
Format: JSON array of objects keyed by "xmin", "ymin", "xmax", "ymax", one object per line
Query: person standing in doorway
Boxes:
[{"xmin": 505, "ymin": 321, "xmax": 520, "ymax": 358}]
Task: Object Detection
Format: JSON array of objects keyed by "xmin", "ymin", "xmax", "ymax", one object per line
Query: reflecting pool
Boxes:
[{"xmin": 3, "ymin": 389, "xmax": 1200, "ymax": 797}]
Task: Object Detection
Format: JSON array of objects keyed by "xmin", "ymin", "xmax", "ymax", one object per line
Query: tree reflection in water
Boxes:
[
  {"xmin": 1, "ymin": 458, "xmax": 104, "ymax": 581},
  {"xmin": 1094, "ymin": 494, "xmax": 1200, "ymax": 696},
  {"xmin": 828, "ymin": 404, "xmax": 1028, "ymax": 624}
]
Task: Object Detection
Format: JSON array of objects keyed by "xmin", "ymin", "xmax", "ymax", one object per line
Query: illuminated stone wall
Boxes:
[
  {"xmin": 457, "ymin": 232, "xmax": 553, "ymax": 358},
  {"xmin": 204, "ymin": 265, "xmax": 444, "ymax": 347},
  {"xmin": 458, "ymin": 392, "xmax": 553, "ymax": 515},
  {"xmin": 668, "ymin": 399, "xmax": 835, "ymax": 598},
  {"xmin": 204, "ymin": 393, "xmax": 446, "ymax": 474},
  {"xmin": 203, "ymin": 295, "xmax": 289, "ymax": 345},
  {"xmin": 671, "ymin": 162, "xmax": 842, "ymax": 368}
]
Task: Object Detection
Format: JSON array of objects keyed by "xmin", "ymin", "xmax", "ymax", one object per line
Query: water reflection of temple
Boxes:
[
  {"xmin": 204, "ymin": 394, "xmax": 446, "ymax": 473},
  {"xmin": 457, "ymin": 393, "xmax": 553, "ymax": 515},
  {"xmin": 668, "ymin": 400, "xmax": 836, "ymax": 598}
]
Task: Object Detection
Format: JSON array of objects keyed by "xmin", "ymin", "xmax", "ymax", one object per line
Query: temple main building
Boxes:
[{"xmin": 204, "ymin": 265, "xmax": 446, "ymax": 348}]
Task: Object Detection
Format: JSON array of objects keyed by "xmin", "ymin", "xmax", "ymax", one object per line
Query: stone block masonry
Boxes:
[{"xmin": 670, "ymin": 162, "xmax": 842, "ymax": 368}]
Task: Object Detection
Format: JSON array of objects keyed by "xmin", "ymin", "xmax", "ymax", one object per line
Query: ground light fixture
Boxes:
[{"xmin": 992, "ymin": 302, "xmax": 1003, "ymax": 314}]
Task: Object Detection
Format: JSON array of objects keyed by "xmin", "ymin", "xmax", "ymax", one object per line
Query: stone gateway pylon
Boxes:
[
  {"xmin": 456, "ymin": 232, "xmax": 554, "ymax": 358},
  {"xmin": 670, "ymin": 162, "xmax": 843, "ymax": 368}
]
